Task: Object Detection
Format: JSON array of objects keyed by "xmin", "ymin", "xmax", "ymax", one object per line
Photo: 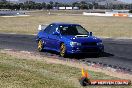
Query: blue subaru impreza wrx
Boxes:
[{"xmin": 36, "ymin": 23, "xmax": 104, "ymax": 57}]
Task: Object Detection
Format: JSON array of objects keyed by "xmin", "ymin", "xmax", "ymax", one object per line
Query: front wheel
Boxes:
[
  {"xmin": 60, "ymin": 43, "xmax": 67, "ymax": 57},
  {"xmin": 37, "ymin": 40, "xmax": 44, "ymax": 52}
]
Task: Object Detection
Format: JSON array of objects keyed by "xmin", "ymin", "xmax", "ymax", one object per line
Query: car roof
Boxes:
[{"xmin": 51, "ymin": 22, "xmax": 80, "ymax": 26}]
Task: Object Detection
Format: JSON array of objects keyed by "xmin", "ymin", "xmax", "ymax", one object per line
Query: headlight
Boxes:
[
  {"xmin": 70, "ymin": 42, "xmax": 81, "ymax": 46},
  {"xmin": 97, "ymin": 42, "xmax": 103, "ymax": 46}
]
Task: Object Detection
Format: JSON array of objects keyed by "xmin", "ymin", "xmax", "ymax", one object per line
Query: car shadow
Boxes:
[
  {"xmin": 67, "ymin": 52, "xmax": 114, "ymax": 59},
  {"xmin": 102, "ymin": 52, "xmax": 114, "ymax": 57},
  {"xmin": 41, "ymin": 50, "xmax": 114, "ymax": 59}
]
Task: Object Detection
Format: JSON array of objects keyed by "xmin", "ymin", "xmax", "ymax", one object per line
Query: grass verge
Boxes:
[
  {"xmin": 0, "ymin": 52, "xmax": 131, "ymax": 88},
  {"xmin": 0, "ymin": 10, "xmax": 132, "ymax": 38}
]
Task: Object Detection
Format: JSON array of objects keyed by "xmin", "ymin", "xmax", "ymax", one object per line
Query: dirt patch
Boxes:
[{"xmin": 1, "ymin": 49, "xmax": 132, "ymax": 81}]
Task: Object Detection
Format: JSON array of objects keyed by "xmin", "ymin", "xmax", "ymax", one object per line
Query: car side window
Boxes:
[
  {"xmin": 43, "ymin": 24, "xmax": 57, "ymax": 34},
  {"xmin": 48, "ymin": 25, "xmax": 57, "ymax": 34},
  {"xmin": 43, "ymin": 24, "xmax": 53, "ymax": 34}
]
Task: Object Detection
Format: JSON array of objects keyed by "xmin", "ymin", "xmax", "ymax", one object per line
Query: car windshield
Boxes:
[{"xmin": 59, "ymin": 25, "xmax": 88, "ymax": 35}]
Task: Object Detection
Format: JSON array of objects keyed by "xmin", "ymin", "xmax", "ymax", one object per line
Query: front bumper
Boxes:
[{"xmin": 66, "ymin": 45, "xmax": 104, "ymax": 54}]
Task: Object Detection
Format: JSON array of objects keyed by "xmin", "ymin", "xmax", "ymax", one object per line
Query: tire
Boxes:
[
  {"xmin": 37, "ymin": 40, "xmax": 44, "ymax": 52},
  {"xmin": 60, "ymin": 43, "xmax": 67, "ymax": 57}
]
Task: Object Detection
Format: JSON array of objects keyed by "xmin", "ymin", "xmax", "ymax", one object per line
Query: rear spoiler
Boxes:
[{"xmin": 38, "ymin": 24, "xmax": 49, "ymax": 31}]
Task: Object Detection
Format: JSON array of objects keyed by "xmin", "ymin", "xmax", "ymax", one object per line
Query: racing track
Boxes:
[{"xmin": 0, "ymin": 33, "xmax": 132, "ymax": 73}]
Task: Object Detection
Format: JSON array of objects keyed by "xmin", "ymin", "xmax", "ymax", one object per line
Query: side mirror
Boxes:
[
  {"xmin": 52, "ymin": 31, "xmax": 60, "ymax": 35},
  {"xmin": 88, "ymin": 32, "xmax": 93, "ymax": 36}
]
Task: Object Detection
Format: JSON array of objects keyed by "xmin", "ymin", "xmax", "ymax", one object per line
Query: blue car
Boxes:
[{"xmin": 36, "ymin": 23, "xmax": 104, "ymax": 57}]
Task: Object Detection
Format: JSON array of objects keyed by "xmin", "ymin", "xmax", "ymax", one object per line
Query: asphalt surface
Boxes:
[{"xmin": 0, "ymin": 33, "xmax": 132, "ymax": 72}]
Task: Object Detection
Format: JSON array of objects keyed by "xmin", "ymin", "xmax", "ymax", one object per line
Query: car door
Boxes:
[
  {"xmin": 48, "ymin": 25, "xmax": 61, "ymax": 51},
  {"xmin": 41, "ymin": 24, "xmax": 52, "ymax": 48}
]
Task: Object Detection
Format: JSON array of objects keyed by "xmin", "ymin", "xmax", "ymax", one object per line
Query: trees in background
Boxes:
[
  {"xmin": 0, "ymin": 0, "xmax": 7, "ymax": 2},
  {"xmin": 0, "ymin": 0, "xmax": 132, "ymax": 10}
]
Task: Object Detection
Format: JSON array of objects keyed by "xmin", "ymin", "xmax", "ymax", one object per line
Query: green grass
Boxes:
[
  {"xmin": 0, "ymin": 52, "xmax": 131, "ymax": 88},
  {"xmin": 0, "ymin": 10, "xmax": 132, "ymax": 38}
]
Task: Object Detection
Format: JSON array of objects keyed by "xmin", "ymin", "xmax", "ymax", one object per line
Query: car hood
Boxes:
[{"xmin": 63, "ymin": 35, "xmax": 102, "ymax": 43}]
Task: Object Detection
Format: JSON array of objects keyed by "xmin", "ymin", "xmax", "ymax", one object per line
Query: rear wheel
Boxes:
[
  {"xmin": 60, "ymin": 43, "xmax": 67, "ymax": 57},
  {"xmin": 38, "ymin": 40, "xmax": 43, "ymax": 52}
]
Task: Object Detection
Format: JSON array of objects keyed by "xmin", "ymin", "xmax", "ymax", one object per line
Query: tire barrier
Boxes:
[{"xmin": 113, "ymin": 13, "xmax": 128, "ymax": 17}]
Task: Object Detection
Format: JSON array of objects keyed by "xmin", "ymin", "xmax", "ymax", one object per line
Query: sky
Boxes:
[{"xmin": 7, "ymin": 0, "xmax": 132, "ymax": 3}]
